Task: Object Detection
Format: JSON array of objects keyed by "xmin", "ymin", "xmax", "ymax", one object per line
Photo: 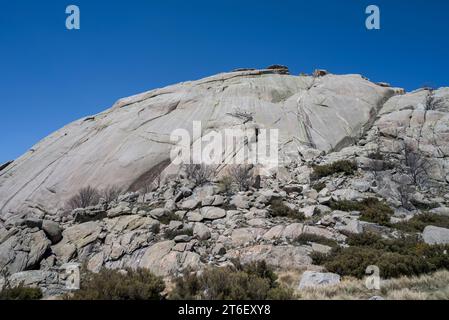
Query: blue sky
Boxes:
[{"xmin": 1, "ymin": 0, "xmax": 449, "ymax": 163}]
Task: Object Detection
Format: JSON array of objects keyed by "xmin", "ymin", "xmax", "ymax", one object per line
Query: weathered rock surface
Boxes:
[
  {"xmin": 298, "ymin": 271, "xmax": 341, "ymax": 289},
  {"xmin": 0, "ymin": 69, "xmax": 398, "ymax": 216},
  {"xmin": 423, "ymin": 226, "xmax": 449, "ymax": 245}
]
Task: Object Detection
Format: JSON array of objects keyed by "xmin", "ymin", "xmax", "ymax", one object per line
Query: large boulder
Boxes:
[
  {"xmin": 298, "ymin": 271, "xmax": 341, "ymax": 289},
  {"xmin": 227, "ymin": 245, "xmax": 312, "ymax": 270},
  {"xmin": 0, "ymin": 229, "xmax": 51, "ymax": 274},
  {"xmin": 423, "ymin": 226, "xmax": 449, "ymax": 245}
]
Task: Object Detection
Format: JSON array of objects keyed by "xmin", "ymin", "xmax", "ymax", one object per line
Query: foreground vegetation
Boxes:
[
  {"xmin": 0, "ymin": 284, "xmax": 43, "ymax": 300},
  {"xmin": 312, "ymin": 233, "xmax": 449, "ymax": 279},
  {"xmin": 68, "ymin": 268, "xmax": 165, "ymax": 300},
  {"xmin": 169, "ymin": 261, "xmax": 294, "ymax": 300},
  {"xmin": 297, "ymin": 270, "xmax": 449, "ymax": 300}
]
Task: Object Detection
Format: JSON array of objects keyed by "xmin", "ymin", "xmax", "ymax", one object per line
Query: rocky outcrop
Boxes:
[
  {"xmin": 0, "ymin": 69, "xmax": 399, "ymax": 216},
  {"xmin": 1, "ymin": 68, "xmax": 449, "ymax": 298}
]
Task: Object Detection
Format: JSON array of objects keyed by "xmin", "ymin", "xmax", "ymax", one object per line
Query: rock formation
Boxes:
[{"xmin": 1, "ymin": 67, "xmax": 449, "ymax": 298}]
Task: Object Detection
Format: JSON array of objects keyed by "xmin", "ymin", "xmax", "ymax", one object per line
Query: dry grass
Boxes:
[{"xmin": 295, "ymin": 270, "xmax": 449, "ymax": 300}]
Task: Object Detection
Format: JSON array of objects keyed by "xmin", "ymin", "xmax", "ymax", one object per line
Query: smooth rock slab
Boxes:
[
  {"xmin": 423, "ymin": 226, "xmax": 449, "ymax": 245},
  {"xmin": 200, "ymin": 207, "xmax": 226, "ymax": 220},
  {"xmin": 299, "ymin": 271, "xmax": 341, "ymax": 289}
]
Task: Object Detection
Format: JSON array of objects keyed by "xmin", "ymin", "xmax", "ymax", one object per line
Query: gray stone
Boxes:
[
  {"xmin": 201, "ymin": 207, "xmax": 226, "ymax": 220},
  {"xmin": 423, "ymin": 226, "xmax": 449, "ymax": 245},
  {"xmin": 187, "ymin": 210, "xmax": 204, "ymax": 222},
  {"xmin": 299, "ymin": 271, "xmax": 341, "ymax": 289},
  {"xmin": 149, "ymin": 208, "xmax": 170, "ymax": 219},
  {"xmin": 193, "ymin": 223, "xmax": 211, "ymax": 240},
  {"xmin": 42, "ymin": 220, "xmax": 62, "ymax": 244}
]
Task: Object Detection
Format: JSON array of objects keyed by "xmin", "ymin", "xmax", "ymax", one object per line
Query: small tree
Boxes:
[
  {"xmin": 184, "ymin": 164, "xmax": 214, "ymax": 186},
  {"xmin": 100, "ymin": 185, "xmax": 123, "ymax": 203},
  {"xmin": 67, "ymin": 186, "xmax": 100, "ymax": 210},
  {"xmin": 228, "ymin": 165, "xmax": 254, "ymax": 191},
  {"xmin": 396, "ymin": 183, "xmax": 414, "ymax": 210},
  {"xmin": 403, "ymin": 143, "xmax": 431, "ymax": 187}
]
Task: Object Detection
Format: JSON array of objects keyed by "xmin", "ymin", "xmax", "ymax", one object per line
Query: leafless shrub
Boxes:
[
  {"xmin": 403, "ymin": 143, "xmax": 431, "ymax": 187},
  {"xmin": 218, "ymin": 176, "xmax": 234, "ymax": 195},
  {"xmin": 397, "ymin": 183, "xmax": 414, "ymax": 210},
  {"xmin": 184, "ymin": 164, "xmax": 214, "ymax": 186},
  {"xmin": 67, "ymin": 186, "xmax": 100, "ymax": 210},
  {"xmin": 100, "ymin": 185, "xmax": 123, "ymax": 203},
  {"xmin": 226, "ymin": 108, "xmax": 254, "ymax": 124},
  {"xmin": 228, "ymin": 165, "xmax": 254, "ymax": 191}
]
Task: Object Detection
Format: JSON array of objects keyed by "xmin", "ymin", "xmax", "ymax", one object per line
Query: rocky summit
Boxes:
[{"xmin": 1, "ymin": 67, "xmax": 449, "ymax": 298}]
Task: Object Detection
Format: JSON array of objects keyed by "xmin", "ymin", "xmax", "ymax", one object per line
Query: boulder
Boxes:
[
  {"xmin": 298, "ymin": 271, "xmax": 341, "ymax": 289},
  {"xmin": 200, "ymin": 207, "xmax": 226, "ymax": 220},
  {"xmin": 149, "ymin": 208, "xmax": 170, "ymax": 219},
  {"xmin": 228, "ymin": 245, "xmax": 312, "ymax": 270},
  {"xmin": 42, "ymin": 220, "xmax": 62, "ymax": 244},
  {"xmin": 423, "ymin": 226, "xmax": 449, "ymax": 245},
  {"xmin": 0, "ymin": 230, "xmax": 51, "ymax": 274},
  {"xmin": 193, "ymin": 223, "xmax": 211, "ymax": 240}
]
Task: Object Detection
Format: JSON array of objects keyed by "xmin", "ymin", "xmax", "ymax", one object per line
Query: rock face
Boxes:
[
  {"xmin": 1, "ymin": 68, "xmax": 449, "ymax": 298},
  {"xmin": 0, "ymin": 69, "xmax": 398, "ymax": 216}
]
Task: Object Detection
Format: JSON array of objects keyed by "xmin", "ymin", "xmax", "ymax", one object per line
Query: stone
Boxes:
[
  {"xmin": 200, "ymin": 207, "xmax": 226, "ymax": 220},
  {"xmin": 139, "ymin": 241, "xmax": 201, "ymax": 276},
  {"xmin": 230, "ymin": 195, "xmax": 250, "ymax": 209},
  {"xmin": 174, "ymin": 235, "xmax": 192, "ymax": 243},
  {"xmin": 212, "ymin": 244, "xmax": 226, "ymax": 256},
  {"xmin": 332, "ymin": 189, "xmax": 364, "ymax": 201},
  {"xmin": 247, "ymin": 218, "xmax": 267, "ymax": 228},
  {"xmin": 298, "ymin": 271, "xmax": 341, "ymax": 289},
  {"xmin": 231, "ymin": 228, "xmax": 264, "ymax": 246},
  {"xmin": 263, "ymin": 225, "xmax": 285, "ymax": 240},
  {"xmin": 0, "ymin": 230, "xmax": 51, "ymax": 274},
  {"xmin": 335, "ymin": 219, "xmax": 363, "ymax": 235},
  {"xmin": 180, "ymin": 198, "xmax": 201, "ymax": 210},
  {"xmin": 228, "ymin": 245, "xmax": 312, "ymax": 270},
  {"xmin": 282, "ymin": 184, "xmax": 303, "ymax": 194},
  {"xmin": 107, "ymin": 202, "xmax": 132, "ymax": 218},
  {"xmin": 430, "ymin": 207, "xmax": 449, "ymax": 216},
  {"xmin": 60, "ymin": 221, "xmax": 101, "ymax": 249},
  {"xmin": 300, "ymin": 206, "xmax": 317, "ymax": 218},
  {"xmin": 193, "ymin": 223, "xmax": 211, "ymax": 240},
  {"xmin": 281, "ymin": 223, "xmax": 304, "ymax": 240},
  {"xmin": 423, "ymin": 226, "xmax": 449, "ymax": 245},
  {"xmin": 42, "ymin": 220, "xmax": 62, "ymax": 244},
  {"xmin": 149, "ymin": 208, "xmax": 170, "ymax": 219},
  {"xmin": 187, "ymin": 210, "xmax": 204, "ymax": 222},
  {"xmin": 87, "ymin": 252, "xmax": 104, "ymax": 273}
]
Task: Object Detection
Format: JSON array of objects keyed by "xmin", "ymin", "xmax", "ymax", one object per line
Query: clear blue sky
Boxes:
[{"xmin": 1, "ymin": 0, "xmax": 449, "ymax": 163}]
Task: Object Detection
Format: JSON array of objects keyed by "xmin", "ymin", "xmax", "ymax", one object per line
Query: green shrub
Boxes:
[
  {"xmin": 293, "ymin": 233, "xmax": 338, "ymax": 248},
  {"xmin": 69, "ymin": 268, "xmax": 165, "ymax": 300},
  {"xmin": 0, "ymin": 284, "xmax": 43, "ymax": 300},
  {"xmin": 314, "ymin": 233, "xmax": 449, "ymax": 279},
  {"xmin": 393, "ymin": 213, "xmax": 449, "ymax": 233},
  {"xmin": 311, "ymin": 160, "xmax": 357, "ymax": 180},
  {"xmin": 270, "ymin": 200, "xmax": 305, "ymax": 221},
  {"xmin": 170, "ymin": 261, "xmax": 294, "ymax": 300},
  {"xmin": 330, "ymin": 198, "xmax": 393, "ymax": 226},
  {"xmin": 311, "ymin": 181, "xmax": 326, "ymax": 193}
]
